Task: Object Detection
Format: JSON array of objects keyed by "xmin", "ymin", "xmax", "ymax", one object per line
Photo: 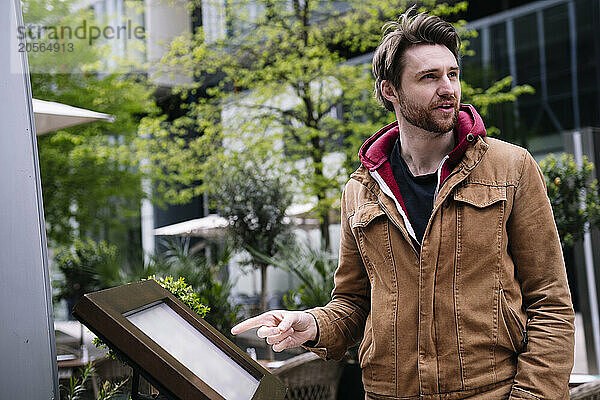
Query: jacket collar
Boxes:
[{"xmin": 351, "ymin": 134, "xmax": 489, "ymax": 188}]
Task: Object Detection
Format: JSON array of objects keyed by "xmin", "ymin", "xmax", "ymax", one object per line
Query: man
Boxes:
[{"xmin": 232, "ymin": 10, "xmax": 575, "ymax": 399}]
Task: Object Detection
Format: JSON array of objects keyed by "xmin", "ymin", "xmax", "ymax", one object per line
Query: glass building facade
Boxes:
[{"xmin": 462, "ymin": 0, "xmax": 600, "ymax": 155}]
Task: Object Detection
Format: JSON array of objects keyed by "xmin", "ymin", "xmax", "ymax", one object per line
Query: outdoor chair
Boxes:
[
  {"xmin": 571, "ymin": 379, "xmax": 600, "ymax": 399},
  {"xmin": 272, "ymin": 351, "xmax": 344, "ymax": 400}
]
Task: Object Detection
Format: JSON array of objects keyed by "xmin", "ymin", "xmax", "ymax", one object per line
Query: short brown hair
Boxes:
[{"xmin": 372, "ymin": 9, "xmax": 461, "ymax": 111}]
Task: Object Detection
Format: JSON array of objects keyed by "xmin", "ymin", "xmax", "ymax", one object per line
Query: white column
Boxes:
[
  {"xmin": 573, "ymin": 131, "xmax": 600, "ymax": 373},
  {"xmin": 141, "ymin": 175, "xmax": 155, "ymax": 265}
]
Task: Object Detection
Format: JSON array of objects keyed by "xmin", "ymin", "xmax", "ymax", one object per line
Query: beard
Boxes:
[{"xmin": 398, "ymin": 90, "xmax": 459, "ymax": 135}]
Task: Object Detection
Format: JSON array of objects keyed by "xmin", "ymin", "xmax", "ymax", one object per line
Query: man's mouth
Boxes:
[{"xmin": 434, "ymin": 103, "xmax": 456, "ymax": 113}]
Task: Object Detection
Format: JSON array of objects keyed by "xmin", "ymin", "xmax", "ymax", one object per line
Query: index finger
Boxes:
[{"xmin": 231, "ymin": 313, "xmax": 278, "ymax": 335}]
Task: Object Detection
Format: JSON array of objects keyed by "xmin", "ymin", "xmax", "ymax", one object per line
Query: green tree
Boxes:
[
  {"xmin": 209, "ymin": 153, "xmax": 293, "ymax": 313},
  {"xmin": 35, "ymin": 73, "xmax": 156, "ymax": 265},
  {"xmin": 23, "ymin": 0, "xmax": 158, "ymax": 269},
  {"xmin": 137, "ymin": 0, "xmax": 533, "ymax": 251},
  {"xmin": 539, "ymin": 153, "xmax": 600, "ymax": 248}
]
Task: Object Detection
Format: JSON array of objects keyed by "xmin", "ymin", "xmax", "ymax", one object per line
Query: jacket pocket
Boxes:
[
  {"xmin": 358, "ymin": 317, "xmax": 373, "ymax": 369},
  {"xmin": 454, "ymin": 184, "xmax": 507, "ymax": 208},
  {"xmin": 499, "ymin": 287, "xmax": 527, "ymax": 354},
  {"xmin": 453, "ymin": 184, "xmax": 507, "ymax": 276},
  {"xmin": 350, "ymin": 202, "xmax": 388, "ymax": 279}
]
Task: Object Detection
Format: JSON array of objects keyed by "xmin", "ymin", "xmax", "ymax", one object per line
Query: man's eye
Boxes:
[
  {"xmin": 449, "ymin": 71, "xmax": 458, "ymax": 78},
  {"xmin": 422, "ymin": 74, "xmax": 436, "ymax": 80}
]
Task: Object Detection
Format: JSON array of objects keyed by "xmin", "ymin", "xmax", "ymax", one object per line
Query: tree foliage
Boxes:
[
  {"xmin": 209, "ymin": 154, "xmax": 293, "ymax": 261},
  {"xmin": 35, "ymin": 73, "xmax": 156, "ymax": 251},
  {"xmin": 53, "ymin": 238, "xmax": 121, "ymax": 304},
  {"xmin": 539, "ymin": 153, "xmax": 600, "ymax": 248},
  {"xmin": 208, "ymin": 152, "xmax": 293, "ymax": 312},
  {"xmin": 137, "ymin": 0, "xmax": 533, "ymax": 251},
  {"xmin": 23, "ymin": 0, "xmax": 157, "ymax": 269},
  {"xmin": 460, "ymin": 76, "xmax": 534, "ymax": 136}
]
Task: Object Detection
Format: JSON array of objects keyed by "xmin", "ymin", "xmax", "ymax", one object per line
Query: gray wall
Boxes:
[{"xmin": 0, "ymin": 0, "xmax": 59, "ymax": 398}]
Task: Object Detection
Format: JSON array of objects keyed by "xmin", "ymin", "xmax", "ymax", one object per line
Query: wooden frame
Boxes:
[{"xmin": 73, "ymin": 280, "xmax": 286, "ymax": 400}]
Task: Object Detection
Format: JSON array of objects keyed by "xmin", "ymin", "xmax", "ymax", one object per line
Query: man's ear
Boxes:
[{"xmin": 381, "ymin": 80, "xmax": 399, "ymax": 104}]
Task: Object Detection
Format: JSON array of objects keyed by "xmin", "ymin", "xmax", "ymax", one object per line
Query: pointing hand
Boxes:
[{"xmin": 231, "ymin": 310, "xmax": 317, "ymax": 352}]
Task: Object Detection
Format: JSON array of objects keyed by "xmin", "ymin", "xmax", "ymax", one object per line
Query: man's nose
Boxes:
[{"xmin": 437, "ymin": 76, "xmax": 454, "ymax": 97}]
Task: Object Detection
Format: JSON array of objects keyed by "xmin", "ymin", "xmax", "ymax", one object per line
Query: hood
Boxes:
[
  {"xmin": 358, "ymin": 104, "xmax": 487, "ymax": 174},
  {"xmin": 356, "ymin": 104, "xmax": 487, "ymax": 246}
]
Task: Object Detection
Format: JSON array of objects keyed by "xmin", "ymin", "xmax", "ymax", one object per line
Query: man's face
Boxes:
[{"xmin": 386, "ymin": 44, "xmax": 461, "ymax": 134}]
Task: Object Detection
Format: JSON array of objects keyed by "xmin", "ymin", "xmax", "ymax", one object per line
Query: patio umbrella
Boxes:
[
  {"xmin": 283, "ymin": 202, "xmax": 320, "ymax": 228},
  {"xmin": 33, "ymin": 99, "xmax": 115, "ymax": 135},
  {"xmin": 153, "ymin": 203, "xmax": 320, "ymax": 240},
  {"xmin": 153, "ymin": 214, "xmax": 230, "ymax": 239}
]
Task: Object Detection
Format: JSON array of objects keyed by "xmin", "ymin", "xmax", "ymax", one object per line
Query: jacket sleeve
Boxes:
[
  {"xmin": 304, "ymin": 182, "xmax": 371, "ymax": 361},
  {"xmin": 507, "ymin": 151, "xmax": 575, "ymax": 400}
]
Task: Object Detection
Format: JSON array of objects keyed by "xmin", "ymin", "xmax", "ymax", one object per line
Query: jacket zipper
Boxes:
[
  {"xmin": 370, "ymin": 164, "xmax": 469, "ymax": 394},
  {"xmin": 371, "ymin": 163, "xmax": 466, "ymax": 260},
  {"xmin": 500, "ymin": 287, "xmax": 528, "ymax": 352},
  {"xmin": 422, "ymin": 166, "xmax": 466, "ymax": 245},
  {"xmin": 433, "ymin": 155, "xmax": 450, "ymax": 201}
]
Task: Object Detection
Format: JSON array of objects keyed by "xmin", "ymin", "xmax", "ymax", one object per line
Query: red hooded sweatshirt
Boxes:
[{"xmin": 357, "ymin": 104, "xmax": 487, "ymax": 245}]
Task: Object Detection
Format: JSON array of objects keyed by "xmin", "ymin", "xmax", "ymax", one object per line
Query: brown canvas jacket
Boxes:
[{"xmin": 306, "ymin": 108, "xmax": 575, "ymax": 399}]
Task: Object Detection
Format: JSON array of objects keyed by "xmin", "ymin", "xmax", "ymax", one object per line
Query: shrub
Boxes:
[
  {"xmin": 147, "ymin": 275, "xmax": 209, "ymax": 318},
  {"xmin": 540, "ymin": 153, "xmax": 600, "ymax": 248},
  {"xmin": 251, "ymin": 240, "xmax": 336, "ymax": 310},
  {"xmin": 53, "ymin": 239, "xmax": 120, "ymax": 307}
]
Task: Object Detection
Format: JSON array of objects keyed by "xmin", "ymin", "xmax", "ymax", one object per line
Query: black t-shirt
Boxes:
[{"xmin": 389, "ymin": 139, "xmax": 438, "ymax": 244}]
